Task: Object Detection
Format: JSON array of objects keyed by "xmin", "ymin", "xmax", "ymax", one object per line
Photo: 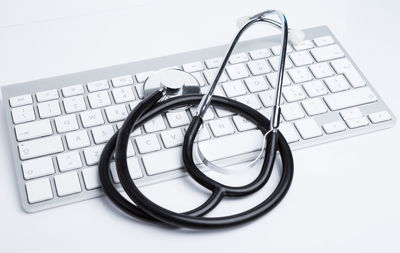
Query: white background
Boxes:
[{"xmin": 0, "ymin": 0, "xmax": 399, "ymax": 252}]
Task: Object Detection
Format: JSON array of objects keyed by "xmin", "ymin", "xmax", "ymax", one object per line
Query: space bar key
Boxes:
[
  {"xmin": 198, "ymin": 130, "xmax": 264, "ymax": 162},
  {"xmin": 141, "ymin": 130, "xmax": 264, "ymax": 175}
]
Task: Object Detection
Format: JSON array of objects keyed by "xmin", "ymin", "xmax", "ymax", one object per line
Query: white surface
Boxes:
[{"xmin": 1, "ymin": 0, "xmax": 400, "ymax": 252}]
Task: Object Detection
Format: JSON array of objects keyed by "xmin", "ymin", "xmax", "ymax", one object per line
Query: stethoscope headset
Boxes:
[{"xmin": 99, "ymin": 10, "xmax": 305, "ymax": 229}]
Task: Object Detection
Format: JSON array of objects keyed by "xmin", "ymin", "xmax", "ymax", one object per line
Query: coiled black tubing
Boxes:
[{"xmin": 99, "ymin": 91, "xmax": 294, "ymax": 229}]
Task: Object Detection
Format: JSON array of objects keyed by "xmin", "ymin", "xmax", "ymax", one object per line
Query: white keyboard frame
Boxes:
[{"xmin": 1, "ymin": 26, "xmax": 396, "ymax": 213}]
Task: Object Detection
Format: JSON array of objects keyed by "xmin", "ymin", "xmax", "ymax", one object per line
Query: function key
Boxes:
[
  {"xmin": 205, "ymin": 57, "xmax": 222, "ymax": 69},
  {"xmin": 314, "ymin": 36, "xmax": 335, "ymax": 47},
  {"xmin": 9, "ymin": 94, "xmax": 32, "ymax": 107},
  {"xmin": 135, "ymin": 71, "xmax": 155, "ymax": 83},
  {"xmin": 87, "ymin": 80, "xmax": 109, "ymax": 92},
  {"xmin": 292, "ymin": 40, "xmax": 314, "ymax": 51},
  {"xmin": 271, "ymin": 44, "xmax": 293, "ymax": 55},
  {"xmin": 111, "ymin": 75, "xmax": 134, "ymax": 87},
  {"xmin": 249, "ymin": 48, "xmax": 271, "ymax": 60},
  {"xmin": 182, "ymin": 61, "xmax": 204, "ymax": 72},
  {"xmin": 62, "ymin": 84, "xmax": 84, "ymax": 97},
  {"xmin": 229, "ymin": 53, "xmax": 249, "ymax": 64},
  {"xmin": 36, "ymin": 89, "xmax": 59, "ymax": 102}
]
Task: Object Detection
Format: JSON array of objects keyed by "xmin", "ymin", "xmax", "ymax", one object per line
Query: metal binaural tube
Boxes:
[{"xmin": 196, "ymin": 10, "xmax": 289, "ymax": 132}]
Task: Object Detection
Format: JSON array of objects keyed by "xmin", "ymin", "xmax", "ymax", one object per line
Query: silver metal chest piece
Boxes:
[{"xmin": 143, "ymin": 69, "xmax": 201, "ymax": 99}]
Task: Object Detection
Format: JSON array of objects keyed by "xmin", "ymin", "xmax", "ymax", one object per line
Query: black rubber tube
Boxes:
[{"xmin": 99, "ymin": 91, "xmax": 294, "ymax": 229}]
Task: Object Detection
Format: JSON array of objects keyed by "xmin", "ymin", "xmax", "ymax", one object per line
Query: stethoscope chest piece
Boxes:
[{"xmin": 143, "ymin": 69, "xmax": 201, "ymax": 98}]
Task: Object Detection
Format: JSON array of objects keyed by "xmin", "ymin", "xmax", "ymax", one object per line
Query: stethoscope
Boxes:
[{"xmin": 99, "ymin": 9, "xmax": 304, "ymax": 229}]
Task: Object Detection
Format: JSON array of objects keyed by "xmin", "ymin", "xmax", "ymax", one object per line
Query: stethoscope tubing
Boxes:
[{"xmin": 99, "ymin": 91, "xmax": 294, "ymax": 229}]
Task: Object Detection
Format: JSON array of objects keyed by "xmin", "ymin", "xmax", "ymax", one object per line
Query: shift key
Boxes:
[
  {"xmin": 18, "ymin": 136, "xmax": 64, "ymax": 160},
  {"xmin": 324, "ymin": 87, "xmax": 377, "ymax": 111}
]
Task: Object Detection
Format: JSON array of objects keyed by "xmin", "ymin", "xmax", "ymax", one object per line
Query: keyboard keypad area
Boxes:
[{"xmin": 6, "ymin": 33, "xmax": 394, "ymax": 211}]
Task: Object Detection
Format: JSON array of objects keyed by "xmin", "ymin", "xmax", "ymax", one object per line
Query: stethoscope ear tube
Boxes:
[{"xmin": 99, "ymin": 92, "xmax": 294, "ymax": 229}]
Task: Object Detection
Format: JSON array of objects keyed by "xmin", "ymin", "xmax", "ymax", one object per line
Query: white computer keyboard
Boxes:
[{"xmin": 1, "ymin": 26, "xmax": 396, "ymax": 212}]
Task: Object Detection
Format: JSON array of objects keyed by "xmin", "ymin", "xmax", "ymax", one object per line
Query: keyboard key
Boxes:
[
  {"xmin": 22, "ymin": 156, "xmax": 55, "ymax": 180},
  {"xmin": 311, "ymin": 44, "xmax": 344, "ymax": 62},
  {"xmin": 302, "ymin": 80, "xmax": 328, "ymax": 97},
  {"xmin": 249, "ymin": 48, "xmax": 271, "ymax": 59},
  {"xmin": 66, "ymin": 130, "xmax": 90, "ymax": 149},
  {"xmin": 309, "ymin": 62, "xmax": 334, "ymax": 78},
  {"xmin": 244, "ymin": 76, "xmax": 269, "ymax": 92},
  {"xmin": 54, "ymin": 171, "xmax": 82, "ymax": 197},
  {"xmin": 15, "ymin": 119, "xmax": 53, "ymax": 141},
  {"xmin": 38, "ymin": 100, "xmax": 61, "ymax": 118},
  {"xmin": 197, "ymin": 130, "xmax": 263, "ymax": 161},
  {"xmin": 287, "ymin": 67, "xmax": 313, "ymax": 83},
  {"xmin": 215, "ymin": 108, "xmax": 235, "ymax": 117},
  {"xmin": 226, "ymin": 63, "xmax": 249, "ymax": 80},
  {"xmin": 232, "ymin": 115, "xmax": 256, "ymax": 131},
  {"xmin": 278, "ymin": 123, "xmax": 299, "ymax": 143},
  {"xmin": 166, "ymin": 111, "xmax": 190, "ymax": 127},
  {"xmin": 314, "ymin": 36, "xmax": 334, "ymax": 47},
  {"xmin": 57, "ymin": 151, "xmax": 82, "ymax": 172},
  {"xmin": 324, "ymin": 75, "xmax": 350, "ymax": 92},
  {"xmin": 323, "ymin": 121, "xmax": 346, "ymax": 134},
  {"xmin": 136, "ymin": 71, "xmax": 155, "ymax": 83},
  {"xmin": 292, "ymin": 40, "xmax": 314, "ymax": 51},
  {"xmin": 282, "ymin": 85, "xmax": 306, "ymax": 102},
  {"xmin": 330, "ymin": 58, "xmax": 354, "ymax": 74},
  {"xmin": 111, "ymin": 75, "xmax": 134, "ymax": 87},
  {"xmin": 80, "ymin": 109, "xmax": 104, "ymax": 128},
  {"xmin": 301, "ymin": 98, "xmax": 328, "ymax": 116},
  {"xmin": 105, "ymin": 104, "xmax": 128, "ymax": 122},
  {"xmin": 36, "ymin": 89, "xmax": 59, "ymax": 102},
  {"xmin": 345, "ymin": 116, "xmax": 369, "ymax": 129},
  {"xmin": 182, "ymin": 61, "xmax": 204, "ymax": 72},
  {"xmin": 82, "ymin": 166, "xmax": 102, "ymax": 190},
  {"xmin": 289, "ymin": 51, "xmax": 314, "ymax": 66},
  {"xmin": 259, "ymin": 90, "xmax": 280, "ymax": 107},
  {"xmin": 134, "ymin": 84, "xmax": 144, "ymax": 99},
  {"xmin": 18, "ymin": 136, "xmax": 64, "ymax": 160},
  {"xmin": 91, "ymin": 125, "xmax": 114, "ymax": 144},
  {"xmin": 144, "ymin": 115, "xmax": 166, "ymax": 133},
  {"xmin": 136, "ymin": 134, "xmax": 161, "ymax": 153},
  {"xmin": 247, "ymin": 59, "xmax": 271, "ymax": 75},
  {"xmin": 87, "ymin": 80, "xmax": 109, "ymax": 92},
  {"xmin": 340, "ymin": 108, "xmax": 363, "ymax": 120},
  {"xmin": 222, "ymin": 80, "xmax": 247, "ymax": 97},
  {"xmin": 271, "ymin": 44, "xmax": 293, "ymax": 55},
  {"xmin": 229, "ymin": 53, "xmax": 249, "ymax": 64},
  {"xmin": 294, "ymin": 118, "xmax": 323, "ymax": 139},
  {"xmin": 324, "ymin": 87, "xmax": 377, "ymax": 110},
  {"xmin": 266, "ymin": 72, "xmax": 291, "ymax": 88},
  {"xmin": 110, "ymin": 157, "xmax": 143, "ymax": 183},
  {"xmin": 205, "ymin": 57, "xmax": 222, "ymax": 69},
  {"xmin": 191, "ymin": 72, "xmax": 206, "ymax": 86},
  {"xmin": 142, "ymin": 147, "xmax": 183, "ymax": 175},
  {"xmin": 368, "ymin": 111, "xmax": 392, "ymax": 124},
  {"xmin": 26, "ymin": 178, "xmax": 53, "ymax": 203},
  {"xmin": 83, "ymin": 145, "xmax": 106, "ymax": 166},
  {"xmin": 62, "ymin": 84, "xmax": 84, "ymax": 97},
  {"xmin": 112, "ymin": 86, "xmax": 135, "ymax": 103},
  {"xmin": 190, "ymin": 106, "xmax": 215, "ymax": 120},
  {"xmin": 161, "ymin": 128, "xmax": 184, "ymax": 148},
  {"xmin": 280, "ymin": 103, "xmax": 305, "ymax": 121},
  {"xmin": 236, "ymin": 94, "xmax": 262, "ymax": 109},
  {"xmin": 9, "ymin": 94, "xmax": 32, "ymax": 107},
  {"xmin": 269, "ymin": 56, "xmax": 293, "ymax": 71},
  {"xmin": 344, "ymin": 70, "xmax": 366, "ymax": 88},
  {"xmin": 88, "ymin": 91, "xmax": 111, "ymax": 108},
  {"xmin": 203, "ymin": 69, "xmax": 228, "ymax": 84},
  {"xmin": 209, "ymin": 118, "xmax": 235, "ymax": 137},
  {"xmin": 54, "ymin": 114, "xmax": 79, "ymax": 133},
  {"xmin": 63, "ymin": 95, "xmax": 87, "ymax": 113}
]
